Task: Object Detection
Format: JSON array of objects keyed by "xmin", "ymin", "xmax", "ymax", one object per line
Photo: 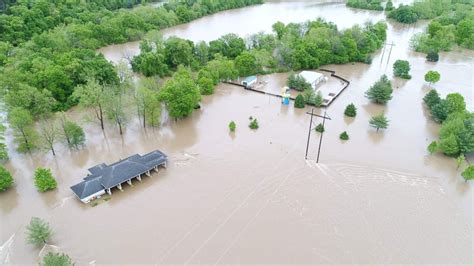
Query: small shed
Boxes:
[
  {"xmin": 298, "ymin": 71, "xmax": 325, "ymax": 90},
  {"xmin": 241, "ymin": 76, "xmax": 257, "ymax": 88}
]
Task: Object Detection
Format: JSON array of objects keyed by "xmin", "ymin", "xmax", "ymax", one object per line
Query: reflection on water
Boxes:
[{"xmin": 1, "ymin": 0, "xmax": 473, "ymax": 264}]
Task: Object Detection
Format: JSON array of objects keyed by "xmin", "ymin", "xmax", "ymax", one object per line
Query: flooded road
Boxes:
[{"xmin": 2, "ymin": 0, "xmax": 473, "ymax": 264}]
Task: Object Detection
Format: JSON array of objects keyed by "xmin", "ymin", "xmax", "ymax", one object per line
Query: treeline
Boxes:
[
  {"xmin": 424, "ymin": 90, "xmax": 473, "ymax": 158},
  {"xmin": 0, "ymin": 0, "xmax": 264, "ymax": 112},
  {"xmin": 387, "ymin": 0, "xmax": 474, "ymax": 53},
  {"xmin": 346, "ymin": 0, "xmax": 384, "ymax": 11},
  {"xmin": 0, "ymin": 0, "xmax": 157, "ymax": 45},
  {"xmin": 131, "ymin": 18, "xmax": 387, "ymax": 78}
]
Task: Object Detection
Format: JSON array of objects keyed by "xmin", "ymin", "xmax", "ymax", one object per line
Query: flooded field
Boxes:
[{"xmin": 1, "ymin": 0, "xmax": 473, "ymax": 264}]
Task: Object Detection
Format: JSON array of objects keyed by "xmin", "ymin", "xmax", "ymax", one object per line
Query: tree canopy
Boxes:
[{"xmin": 365, "ymin": 75, "xmax": 393, "ymax": 104}]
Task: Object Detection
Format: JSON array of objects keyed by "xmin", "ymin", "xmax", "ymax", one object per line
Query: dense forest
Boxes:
[{"xmin": 387, "ymin": 0, "xmax": 474, "ymax": 52}]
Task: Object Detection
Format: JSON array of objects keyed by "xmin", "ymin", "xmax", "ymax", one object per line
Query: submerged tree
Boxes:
[
  {"xmin": 34, "ymin": 168, "xmax": 57, "ymax": 192},
  {"xmin": 0, "ymin": 166, "xmax": 13, "ymax": 192},
  {"xmin": 41, "ymin": 252, "xmax": 74, "ymax": 266},
  {"xmin": 26, "ymin": 217, "xmax": 53, "ymax": 246},
  {"xmin": 393, "ymin": 60, "xmax": 411, "ymax": 79},
  {"xmin": 344, "ymin": 103, "xmax": 357, "ymax": 117},
  {"xmin": 72, "ymin": 79, "xmax": 106, "ymax": 130},
  {"xmin": 339, "ymin": 131, "xmax": 349, "ymax": 140},
  {"xmin": 159, "ymin": 66, "xmax": 201, "ymax": 119},
  {"xmin": 294, "ymin": 94, "xmax": 305, "ymax": 108},
  {"xmin": 39, "ymin": 119, "xmax": 59, "ymax": 156},
  {"xmin": 365, "ymin": 75, "xmax": 393, "ymax": 104},
  {"xmin": 8, "ymin": 107, "xmax": 38, "ymax": 152},
  {"xmin": 60, "ymin": 114, "xmax": 85, "ymax": 149},
  {"xmin": 369, "ymin": 113, "xmax": 389, "ymax": 131},
  {"xmin": 136, "ymin": 86, "xmax": 161, "ymax": 128},
  {"xmin": 104, "ymin": 88, "xmax": 127, "ymax": 135},
  {"xmin": 461, "ymin": 165, "xmax": 474, "ymax": 182},
  {"xmin": 424, "ymin": 70, "xmax": 440, "ymax": 86},
  {"xmin": 228, "ymin": 121, "xmax": 236, "ymax": 132}
]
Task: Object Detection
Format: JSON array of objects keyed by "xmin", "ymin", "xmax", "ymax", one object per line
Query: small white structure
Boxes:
[
  {"xmin": 241, "ymin": 76, "xmax": 258, "ymax": 88},
  {"xmin": 298, "ymin": 71, "xmax": 325, "ymax": 90}
]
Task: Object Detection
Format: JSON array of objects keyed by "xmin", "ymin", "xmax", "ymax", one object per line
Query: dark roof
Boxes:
[{"xmin": 70, "ymin": 150, "xmax": 167, "ymax": 200}]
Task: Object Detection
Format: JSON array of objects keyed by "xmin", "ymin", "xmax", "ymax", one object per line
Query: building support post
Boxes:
[
  {"xmin": 127, "ymin": 179, "xmax": 132, "ymax": 186},
  {"xmin": 137, "ymin": 175, "xmax": 142, "ymax": 182},
  {"xmin": 146, "ymin": 170, "xmax": 151, "ymax": 177},
  {"xmin": 117, "ymin": 183, "xmax": 123, "ymax": 191},
  {"xmin": 107, "ymin": 188, "xmax": 112, "ymax": 195}
]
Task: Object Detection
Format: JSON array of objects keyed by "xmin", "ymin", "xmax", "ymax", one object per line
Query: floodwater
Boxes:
[{"xmin": 2, "ymin": 0, "xmax": 473, "ymax": 264}]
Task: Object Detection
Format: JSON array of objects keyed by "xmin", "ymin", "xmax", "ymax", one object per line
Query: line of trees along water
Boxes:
[{"xmin": 387, "ymin": 0, "xmax": 474, "ymax": 52}]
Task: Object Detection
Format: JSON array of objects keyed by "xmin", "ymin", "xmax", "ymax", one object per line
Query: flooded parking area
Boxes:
[{"xmin": 1, "ymin": 0, "xmax": 473, "ymax": 264}]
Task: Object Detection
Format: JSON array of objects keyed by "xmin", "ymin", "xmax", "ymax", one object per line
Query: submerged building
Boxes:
[
  {"xmin": 70, "ymin": 150, "xmax": 168, "ymax": 203},
  {"xmin": 298, "ymin": 71, "xmax": 325, "ymax": 90}
]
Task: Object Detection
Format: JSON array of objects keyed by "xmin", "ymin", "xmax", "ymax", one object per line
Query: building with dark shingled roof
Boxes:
[{"xmin": 70, "ymin": 150, "xmax": 167, "ymax": 203}]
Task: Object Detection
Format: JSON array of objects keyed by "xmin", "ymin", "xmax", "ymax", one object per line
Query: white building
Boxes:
[{"xmin": 298, "ymin": 71, "xmax": 325, "ymax": 90}]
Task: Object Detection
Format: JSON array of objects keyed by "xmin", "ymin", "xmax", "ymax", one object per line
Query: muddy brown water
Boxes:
[{"xmin": 1, "ymin": 1, "xmax": 473, "ymax": 264}]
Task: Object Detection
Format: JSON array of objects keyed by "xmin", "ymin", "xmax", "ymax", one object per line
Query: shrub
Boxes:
[
  {"xmin": 315, "ymin": 123, "xmax": 325, "ymax": 133},
  {"xmin": 42, "ymin": 252, "xmax": 74, "ymax": 266},
  {"xmin": 249, "ymin": 118, "xmax": 259, "ymax": 130},
  {"xmin": 344, "ymin": 103, "xmax": 357, "ymax": 117},
  {"xmin": 0, "ymin": 166, "xmax": 14, "ymax": 192},
  {"xmin": 339, "ymin": 131, "xmax": 349, "ymax": 140},
  {"xmin": 314, "ymin": 91, "xmax": 323, "ymax": 107},
  {"xmin": 294, "ymin": 94, "xmax": 305, "ymax": 108},
  {"xmin": 198, "ymin": 76, "xmax": 214, "ymax": 95},
  {"xmin": 423, "ymin": 89, "xmax": 441, "ymax": 109},
  {"xmin": 228, "ymin": 121, "xmax": 236, "ymax": 132},
  {"xmin": 287, "ymin": 73, "xmax": 311, "ymax": 91},
  {"xmin": 393, "ymin": 60, "xmax": 411, "ymax": 79},
  {"xmin": 34, "ymin": 168, "xmax": 57, "ymax": 192},
  {"xmin": 426, "ymin": 50, "xmax": 439, "ymax": 62},
  {"xmin": 424, "ymin": 70, "xmax": 440, "ymax": 86},
  {"xmin": 461, "ymin": 165, "xmax": 474, "ymax": 182},
  {"xmin": 427, "ymin": 141, "xmax": 438, "ymax": 154},
  {"xmin": 26, "ymin": 217, "xmax": 52, "ymax": 246}
]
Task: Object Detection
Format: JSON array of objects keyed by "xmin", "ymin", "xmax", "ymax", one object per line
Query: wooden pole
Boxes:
[{"xmin": 305, "ymin": 108, "xmax": 314, "ymax": 160}]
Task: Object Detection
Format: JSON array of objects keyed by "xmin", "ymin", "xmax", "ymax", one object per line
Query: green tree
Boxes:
[
  {"xmin": 229, "ymin": 121, "xmax": 236, "ymax": 132},
  {"xmin": 445, "ymin": 93, "xmax": 465, "ymax": 114},
  {"xmin": 26, "ymin": 217, "xmax": 53, "ymax": 246},
  {"xmin": 426, "ymin": 50, "xmax": 439, "ymax": 62},
  {"xmin": 42, "ymin": 252, "xmax": 74, "ymax": 266},
  {"xmin": 294, "ymin": 94, "xmax": 305, "ymax": 108},
  {"xmin": 365, "ymin": 75, "xmax": 393, "ymax": 104},
  {"xmin": 369, "ymin": 113, "xmax": 389, "ymax": 131},
  {"xmin": 249, "ymin": 118, "xmax": 259, "ymax": 129},
  {"xmin": 272, "ymin": 21, "xmax": 286, "ymax": 40},
  {"xmin": 205, "ymin": 55, "xmax": 238, "ymax": 82},
  {"xmin": 135, "ymin": 87, "xmax": 161, "ymax": 128},
  {"xmin": 344, "ymin": 103, "xmax": 357, "ymax": 117},
  {"xmin": 315, "ymin": 123, "xmax": 325, "ymax": 133},
  {"xmin": 0, "ymin": 124, "xmax": 9, "ymax": 160},
  {"xmin": 461, "ymin": 165, "xmax": 474, "ymax": 182},
  {"xmin": 195, "ymin": 41, "xmax": 210, "ymax": 66},
  {"xmin": 198, "ymin": 77, "xmax": 214, "ymax": 95},
  {"xmin": 340, "ymin": 131, "xmax": 349, "ymax": 140},
  {"xmin": 209, "ymin": 33, "xmax": 246, "ymax": 59},
  {"xmin": 385, "ymin": 0, "xmax": 394, "ymax": 11},
  {"xmin": 287, "ymin": 74, "xmax": 311, "ymax": 91},
  {"xmin": 423, "ymin": 89, "xmax": 441, "ymax": 109},
  {"xmin": 314, "ymin": 91, "xmax": 323, "ymax": 107},
  {"xmin": 424, "ymin": 71, "xmax": 440, "ymax": 86},
  {"xmin": 235, "ymin": 51, "xmax": 259, "ymax": 77},
  {"xmin": 439, "ymin": 134, "xmax": 460, "ymax": 157},
  {"xmin": 104, "ymin": 89, "xmax": 127, "ymax": 135},
  {"xmin": 0, "ymin": 166, "xmax": 13, "ymax": 192},
  {"xmin": 159, "ymin": 67, "xmax": 200, "ymax": 119},
  {"xmin": 72, "ymin": 79, "xmax": 106, "ymax": 130},
  {"xmin": 39, "ymin": 119, "xmax": 59, "ymax": 156},
  {"xmin": 164, "ymin": 37, "xmax": 194, "ymax": 68},
  {"xmin": 8, "ymin": 107, "xmax": 38, "ymax": 152},
  {"xmin": 456, "ymin": 154, "xmax": 465, "ymax": 169},
  {"xmin": 60, "ymin": 115, "xmax": 85, "ymax": 149},
  {"xmin": 34, "ymin": 168, "xmax": 57, "ymax": 192},
  {"xmin": 393, "ymin": 60, "xmax": 411, "ymax": 79},
  {"xmin": 427, "ymin": 141, "xmax": 438, "ymax": 154}
]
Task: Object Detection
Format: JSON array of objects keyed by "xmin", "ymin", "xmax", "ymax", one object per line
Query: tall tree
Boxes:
[
  {"xmin": 72, "ymin": 79, "xmax": 106, "ymax": 130},
  {"xmin": 8, "ymin": 107, "xmax": 38, "ymax": 152},
  {"xmin": 39, "ymin": 119, "xmax": 59, "ymax": 156},
  {"xmin": 104, "ymin": 88, "xmax": 127, "ymax": 135}
]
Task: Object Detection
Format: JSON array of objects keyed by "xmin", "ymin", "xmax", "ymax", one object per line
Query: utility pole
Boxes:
[
  {"xmin": 380, "ymin": 42, "xmax": 395, "ymax": 64},
  {"xmin": 305, "ymin": 109, "xmax": 331, "ymax": 162}
]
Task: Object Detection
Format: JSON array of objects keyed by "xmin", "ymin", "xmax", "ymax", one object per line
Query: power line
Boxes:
[{"xmin": 305, "ymin": 108, "xmax": 331, "ymax": 163}]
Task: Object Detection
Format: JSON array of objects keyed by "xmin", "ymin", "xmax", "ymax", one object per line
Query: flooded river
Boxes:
[{"xmin": 2, "ymin": 0, "xmax": 473, "ymax": 264}]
